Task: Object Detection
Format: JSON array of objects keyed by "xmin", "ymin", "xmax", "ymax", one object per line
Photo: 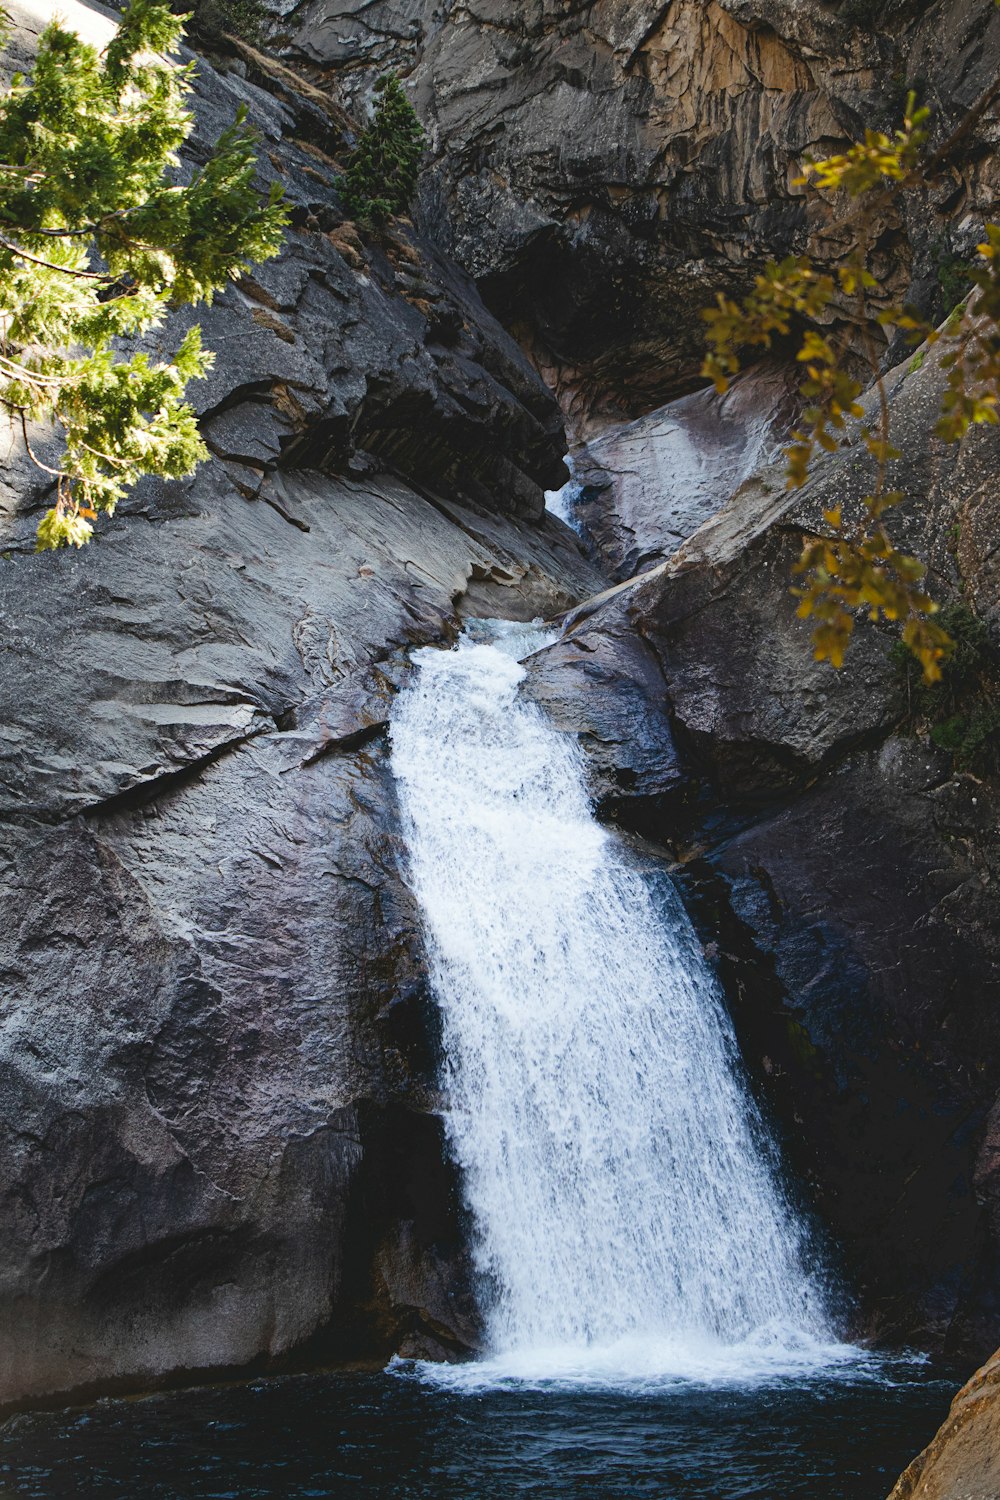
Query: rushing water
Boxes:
[
  {"xmin": 544, "ymin": 458, "xmax": 583, "ymax": 526},
  {"xmin": 389, "ymin": 620, "xmax": 846, "ymax": 1386}
]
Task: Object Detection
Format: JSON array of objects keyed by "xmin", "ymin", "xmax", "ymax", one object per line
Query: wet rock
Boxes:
[
  {"xmin": 692, "ymin": 740, "xmax": 1000, "ymax": 1354},
  {"xmin": 568, "ymin": 362, "xmax": 797, "ymax": 581},
  {"xmin": 522, "ymin": 611, "xmax": 683, "ymax": 819},
  {"xmin": 889, "ymin": 1346, "xmax": 1000, "ymax": 1499},
  {"xmin": 353, "ymin": 1107, "xmax": 484, "ymax": 1361}
]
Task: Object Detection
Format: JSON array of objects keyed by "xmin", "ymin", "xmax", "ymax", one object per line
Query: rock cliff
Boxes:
[
  {"xmin": 286, "ymin": 0, "xmax": 1000, "ymax": 428},
  {"xmin": 274, "ymin": 0, "xmax": 1000, "ymax": 1361},
  {"xmin": 0, "ymin": 0, "xmax": 600, "ymax": 1407},
  {"xmin": 528, "ymin": 330, "xmax": 1000, "ymax": 1357},
  {"xmin": 289, "ymin": 0, "xmax": 1000, "ymax": 1360}
]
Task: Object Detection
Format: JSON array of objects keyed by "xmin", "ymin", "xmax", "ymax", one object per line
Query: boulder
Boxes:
[
  {"xmin": 522, "ymin": 609, "xmax": 683, "ymax": 819},
  {"xmin": 889, "ymin": 1346, "xmax": 1000, "ymax": 1500},
  {"xmin": 568, "ymin": 362, "xmax": 797, "ymax": 581}
]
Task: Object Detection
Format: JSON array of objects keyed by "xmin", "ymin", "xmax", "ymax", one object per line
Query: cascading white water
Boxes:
[{"xmin": 390, "ymin": 621, "xmax": 854, "ymax": 1387}]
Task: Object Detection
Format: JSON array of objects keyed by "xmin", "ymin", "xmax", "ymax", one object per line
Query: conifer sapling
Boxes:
[{"xmin": 341, "ymin": 75, "xmax": 426, "ymax": 227}]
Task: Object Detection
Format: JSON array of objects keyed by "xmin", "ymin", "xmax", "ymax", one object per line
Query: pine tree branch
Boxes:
[
  {"xmin": 0, "ymin": 203, "xmax": 152, "ymax": 238},
  {"xmin": 0, "ymin": 235, "xmax": 116, "ymax": 280},
  {"xmin": 0, "ymin": 354, "xmax": 77, "ymax": 387},
  {"xmin": 18, "ymin": 408, "xmax": 63, "ymax": 477}
]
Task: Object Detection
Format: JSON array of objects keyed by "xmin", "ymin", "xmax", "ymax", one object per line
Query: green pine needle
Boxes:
[{"xmin": 0, "ymin": 0, "xmax": 288, "ymax": 549}]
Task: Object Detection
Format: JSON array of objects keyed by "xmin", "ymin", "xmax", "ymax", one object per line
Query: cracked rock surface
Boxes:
[{"xmin": 0, "ymin": 469, "xmax": 598, "ymax": 1405}]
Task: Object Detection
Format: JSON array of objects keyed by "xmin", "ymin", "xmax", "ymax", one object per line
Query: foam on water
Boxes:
[
  {"xmin": 390, "ymin": 1330, "xmax": 872, "ymax": 1396},
  {"xmin": 389, "ymin": 620, "xmax": 861, "ymax": 1390}
]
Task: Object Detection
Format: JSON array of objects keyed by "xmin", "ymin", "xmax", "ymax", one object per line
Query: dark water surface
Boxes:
[{"xmin": 0, "ymin": 1361, "xmax": 956, "ymax": 1500}]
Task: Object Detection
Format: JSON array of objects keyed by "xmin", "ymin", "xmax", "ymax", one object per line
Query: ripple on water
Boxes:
[{"xmin": 0, "ymin": 1362, "xmax": 957, "ymax": 1500}]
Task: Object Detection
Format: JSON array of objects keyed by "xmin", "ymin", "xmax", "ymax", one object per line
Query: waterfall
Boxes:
[
  {"xmin": 389, "ymin": 621, "xmax": 852, "ymax": 1387},
  {"xmin": 543, "ymin": 457, "xmax": 583, "ymax": 527}
]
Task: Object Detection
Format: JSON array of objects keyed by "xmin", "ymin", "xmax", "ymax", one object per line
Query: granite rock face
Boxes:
[
  {"xmin": 522, "ymin": 608, "xmax": 683, "ymax": 817},
  {"xmin": 0, "ymin": 464, "xmax": 599, "ymax": 1407},
  {"xmin": 5, "ymin": 0, "xmax": 1000, "ymax": 1414},
  {"xmin": 1, "ymin": 0, "xmax": 571, "ymax": 552},
  {"xmin": 287, "ymin": 0, "xmax": 1000, "ymax": 426},
  {"xmin": 566, "ymin": 361, "xmax": 797, "ymax": 582},
  {"xmin": 0, "ymin": 0, "xmax": 602, "ymax": 1407}
]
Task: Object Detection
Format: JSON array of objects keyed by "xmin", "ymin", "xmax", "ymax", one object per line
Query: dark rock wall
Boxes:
[{"xmin": 287, "ymin": 0, "xmax": 1000, "ymax": 428}]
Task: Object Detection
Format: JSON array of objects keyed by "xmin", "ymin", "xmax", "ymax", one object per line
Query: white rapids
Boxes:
[{"xmin": 389, "ymin": 620, "xmax": 857, "ymax": 1389}]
